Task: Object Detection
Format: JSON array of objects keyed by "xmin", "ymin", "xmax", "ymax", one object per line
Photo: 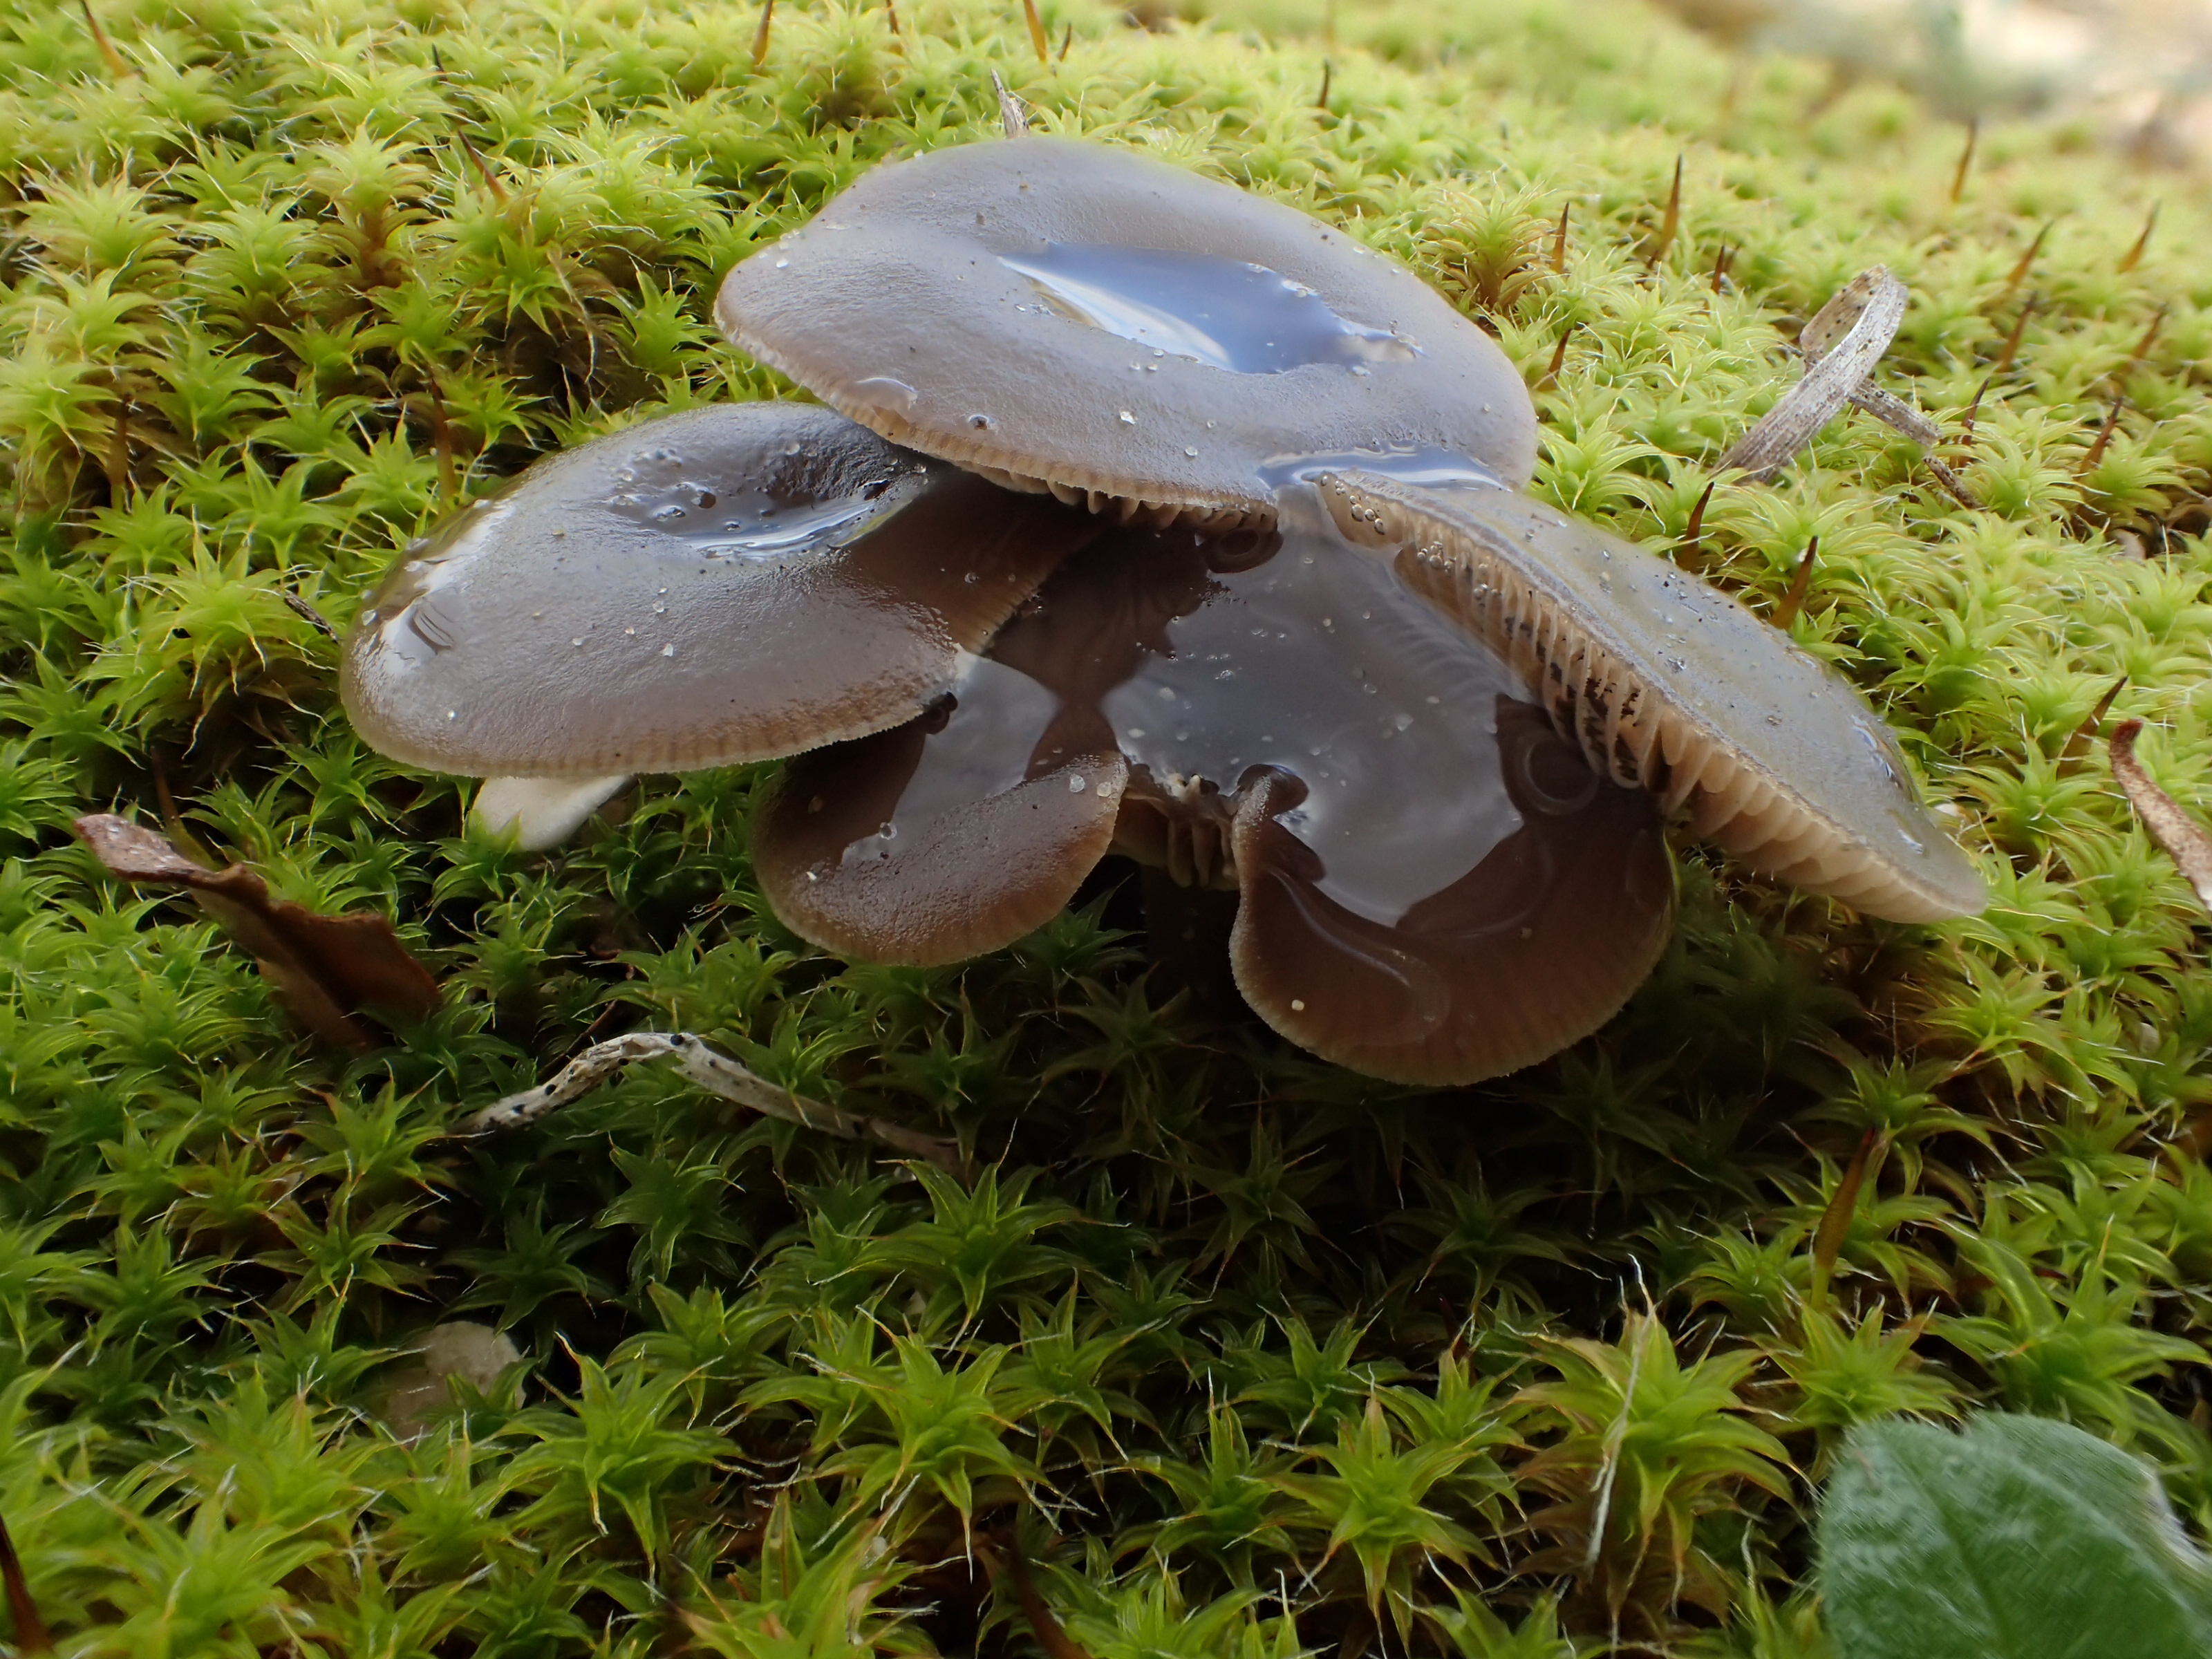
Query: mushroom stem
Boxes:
[
  {"xmin": 473, "ymin": 775, "xmax": 631, "ymax": 850},
  {"xmin": 1138, "ymin": 864, "xmax": 1244, "ymax": 1021}
]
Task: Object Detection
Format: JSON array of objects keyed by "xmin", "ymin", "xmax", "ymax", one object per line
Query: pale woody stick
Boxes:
[{"xmin": 465, "ymin": 1031, "xmax": 966, "ymax": 1174}]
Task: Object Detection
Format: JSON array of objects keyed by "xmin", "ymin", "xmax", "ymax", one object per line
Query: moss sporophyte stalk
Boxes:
[{"xmin": 6, "ymin": 0, "xmax": 2212, "ymax": 1653}]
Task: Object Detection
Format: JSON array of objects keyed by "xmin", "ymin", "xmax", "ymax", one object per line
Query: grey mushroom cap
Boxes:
[
  {"xmin": 714, "ymin": 136, "xmax": 1535, "ymax": 529},
  {"xmin": 341, "ymin": 402, "xmax": 1093, "ymax": 779},
  {"xmin": 1317, "ymin": 471, "xmax": 1986, "ymax": 924}
]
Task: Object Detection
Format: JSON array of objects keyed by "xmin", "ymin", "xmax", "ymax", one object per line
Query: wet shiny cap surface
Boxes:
[
  {"xmin": 714, "ymin": 136, "xmax": 1536, "ymax": 529},
  {"xmin": 754, "ymin": 496, "xmax": 1676, "ymax": 1080},
  {"xmin": 341, "ymin": 402, "xmax": 1095, "ymax": 778},
  {"xmin": 752, "ymin": 677, "xmax": 1128, "ymax": 967},
  {"xmin": 1230, "ymin": 701, "xmax": 1674, "ymax": 1086},
  {"xmin": 1318, "ymin": 471, "xmax": 1986, "ymax": 922}
]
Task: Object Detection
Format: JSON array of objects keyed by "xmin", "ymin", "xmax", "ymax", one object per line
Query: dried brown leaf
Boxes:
[
  {"xmin": 1811, "ymin": 1127, "xmax": 1885, "ymax": 1298},
  {"xmin": 2110, "ymin": 722, "xmax": 2212, "ymax": 916},
  {"xmin": 74, "ymin": 814, "xmax": 440, "ymax": 1051}
]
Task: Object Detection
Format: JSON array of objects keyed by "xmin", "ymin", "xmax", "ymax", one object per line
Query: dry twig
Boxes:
[
  {"xmin": 1719, "ymin": 267, "xmax": 1977, "ymax": 506},
  {"xmin": 466, "ymin": 1031, "xmax": 968, "ymax": 1172}
]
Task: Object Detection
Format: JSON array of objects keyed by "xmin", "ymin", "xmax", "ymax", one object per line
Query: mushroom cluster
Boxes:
[{"xmin": 342, "ymin": 135, "xmax": 1985, "ymax": 1086}]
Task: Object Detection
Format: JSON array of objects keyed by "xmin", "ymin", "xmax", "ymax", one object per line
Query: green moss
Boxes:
[{"xmin": 3, "ymin": 0, "xmax": 2211, "ymax": 1651}]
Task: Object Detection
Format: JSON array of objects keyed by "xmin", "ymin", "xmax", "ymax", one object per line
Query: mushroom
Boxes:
[
  {"xmin": 751, "ymin": 509, "xmax": 1211, "ymax": 967},
  {"xmin": 341, "ymin": 400, "xmax": 1099, "ymax": 844},
  {"xmin": 753, "ymin": 485, "xmax": 1674, "ymax": 1084},
  {"xmin": 1311, "ymin": 469, "xmax": 1984, "ymax": 921},
  {"xmin": 1228, "ymin": 697, "xmax": 1672, "ymax": 1084},
  {"xmin": 341, "ymin": 138, "xmax": 1985, "ymax": 1089},
  {"xmin": 714, "ymin": 135, "xmax": 1536, "ymax": 530}
]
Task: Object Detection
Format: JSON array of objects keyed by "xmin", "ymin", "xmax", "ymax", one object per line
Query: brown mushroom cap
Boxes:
[
  {"xmin": 341, "ymin": 402, "xmax": 1096, "ymax": 778},
  {"xmin": 714, "ymin": 137, "xmax": 1535, "ymax": 529},
  {"xmin": 1315, "ymin": 470, "xmax": 1985, "ymax": 922},
  {"xmin": 751, "ymin": 662, "xmax": 1127, "ymax": 966},
  {"xmin": 1229, "ymin": 699, "xmax": 1675, "ymax": 1086},
  {"xmin": 757, "ymin": 492, "xmax": 1680, "ymax": 1085}
]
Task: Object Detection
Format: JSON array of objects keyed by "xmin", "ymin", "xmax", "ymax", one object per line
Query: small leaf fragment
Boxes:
[
  {"xmin": 992, "ymin": 68, "xmax": 1031, "ymax": 136},
  {"xmin": 1809, "ymin": 1127, "xmax": 1884, "ymax": 1301},
  {"xmin": 73, "ymin": 814, "xmax": 440, "ymax": 1051},
  {"xmin": 2110, "ymin": 721, "xmax": 2212, "ymax": 916}
]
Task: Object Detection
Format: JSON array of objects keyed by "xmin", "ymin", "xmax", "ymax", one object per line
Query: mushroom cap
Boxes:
[
  {"xmin": 714, "ymin": 136, "xmax": 1535, "ymax": 529},
  {"xmin": 758, "ymin": 493, "xmax": 1680, "ymax": 1085},
  {"xmin": 341, "ymin": 402, "xmax": 1094, "ymax": 778},
  {"xmin": 1229, "ymin": 700, "xmax": 1675, "ymax": 1086},
  {"xmin": 751, "ymin": 662, "xmax": 1127, "ymax": 966},
  {"xmin": 1315, "ymin": 469, "xmax": 1985, "ymax": 922}
]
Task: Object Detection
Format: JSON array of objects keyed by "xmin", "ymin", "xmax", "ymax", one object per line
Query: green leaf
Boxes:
[{"xmin": 1821, "ymin": 1413, "xmax": 2212, "ymax": 1659}]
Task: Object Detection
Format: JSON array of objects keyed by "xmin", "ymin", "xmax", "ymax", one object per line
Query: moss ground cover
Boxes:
[{"xmin": 3, "ymin": 0, "xmax": 2211, "ymax": 1650}]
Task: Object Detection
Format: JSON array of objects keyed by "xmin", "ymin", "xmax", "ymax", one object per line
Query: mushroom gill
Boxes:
[
  {"xmin": 1313, "ymin": 469, "xmax": 1985, "ymax": 922},
  {"xmin": 341, "ymin": 401, "xmax": 1096, "ymax": 781},
  {"xmin": 713, "ymin": 136, "xmax": 1535, "ymax": 530},
  {"xmin": 752, "ymin": 485, "xmax": 1674, "ymax": 1083}
]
